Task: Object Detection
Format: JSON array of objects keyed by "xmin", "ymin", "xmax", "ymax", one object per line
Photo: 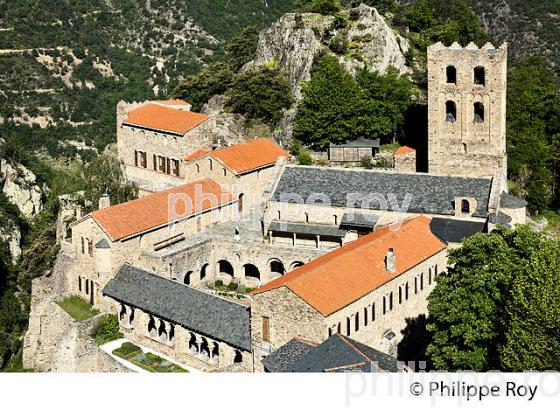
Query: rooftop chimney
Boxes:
[
  {"xmin": 99, "ymin": 193, "xmax": 111, "ymax": 210},
  {"xmin": 385, "ymin": 248, "xmax": 396, "ymax": 272}
]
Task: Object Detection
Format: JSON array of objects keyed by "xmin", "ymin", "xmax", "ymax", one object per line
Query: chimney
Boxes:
[
  {"xmin": 76, "ymin": 205, "xmax": 82, "ymax": 220},
  {"xmin": 385, "ymin": 248, "xmax": 396, "ymax": 272},
  {"xmin": 99, "ymin": 193, "xmax": 111, "ymax": 210}
]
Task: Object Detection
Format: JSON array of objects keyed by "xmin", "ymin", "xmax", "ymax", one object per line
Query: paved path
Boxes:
[{"xmin": 100, "ymin": 338, "xmax": 201, "ymax": 373}]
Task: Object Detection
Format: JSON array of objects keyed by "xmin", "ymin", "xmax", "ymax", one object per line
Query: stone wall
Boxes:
[
  {"xmin": 250, "ymin": 249, "xmax": 448, "ymax": 369},
  {"xmin": 394, "ymin": 152, "xmax": 416, "ymax": 173}
]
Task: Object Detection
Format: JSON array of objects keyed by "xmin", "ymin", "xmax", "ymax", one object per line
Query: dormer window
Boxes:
[
  {"xmin": 474, "ymin": 66, "xmax": 485, "ymax": 86},
  {"xmin": 445, "ymin": 101, "xmax": 457, "ymax": 123},
  {"xmin": 446, "ymin": 66, "xmax": 457, "ymax": 84}
]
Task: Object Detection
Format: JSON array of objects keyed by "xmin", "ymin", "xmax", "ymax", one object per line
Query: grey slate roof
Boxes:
[
  {"xmin": 489, "ymin": 211, "xmax": 513, "ymax": 228},
  {"xmin": 429, "ymin": 218, "xmax": 486, "ymax": 244},
  {"xmin": 268, "ymin": 221, "xmax": 346, "ymax": 237},
  {"xmin": 95, "ymin": 238, "xmax": 110, "ymax": 249},
  {"xmin": 103, "ymin": 263, "xmax": 251, "ymax": 351},
  {"xmin": 500, "ymin": 192, "xmax": 528, "ymax": 209},
  {"xmin": 264, "ymin": 334, "xmax": 401, "ymax": 373},
  {"xmin": 329, "ymin": 138, "xmax": 380, "ymax": 148},
  {"xmin": 262, "ymin": 339, "xmax": 317, "ymax": 372},
  {"xmin": 340, "ymin": 212, "xmax": 379, "ymax": 229},
  {"xmin": 272, "ymin": 166, "xmax": 492, "ymax": 218}
]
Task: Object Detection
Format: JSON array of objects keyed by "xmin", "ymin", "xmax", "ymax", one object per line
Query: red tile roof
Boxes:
[
  {"xmin": 91, "ymin": 179, "xmax": 234, "ymax": 241},
  {"xmin": 124, "ymin": 103, "xmax": 208, "ymax": 135},
  {"xmin": 393, "ymin": 146, "xmax": 416, "ymax": 157},
  {"xmin": 185, "ymin": 138, "xmax": 291, "ymax": 174},
  {"xmin": 153, "ymin": 100, "xmax": 190, "ymax": 106},
  {"xmin": 250, "ymin": 216, "xmax": 446, "ymax": 316}
]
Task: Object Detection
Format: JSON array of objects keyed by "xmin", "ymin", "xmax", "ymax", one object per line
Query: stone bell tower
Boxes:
[{"xmin": 427, "ymin": 42, "xmax": 508, "ymax": 184}]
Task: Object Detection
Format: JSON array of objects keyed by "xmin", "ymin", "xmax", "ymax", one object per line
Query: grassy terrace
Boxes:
[
  {"xmin": 113, "ymin": 342, "xmax": 188, "ymax": 373},
  {"xmin": 57, "ymin": 295, "xmax": 99, "ymax": 321}
]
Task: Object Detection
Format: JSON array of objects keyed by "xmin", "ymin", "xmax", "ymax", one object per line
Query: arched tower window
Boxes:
[
  {"xmin": 446, "ymin": 66, "xmax": 457, "ymax": 84},
  {"xmin": 474, "ymin": 66, "xmax": 485, "ymax": 85},
  {"xmin": 445, "ymin": 101, "xmax": 457, "ymax": 123},
  {"xmin": 474, "ymin": 102, "xmax": 485, "ymax": 123}
]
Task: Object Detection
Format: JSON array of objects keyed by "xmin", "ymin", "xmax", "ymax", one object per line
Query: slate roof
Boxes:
[
  {"xmin": 251, "ymin": 216, "xmax": 446, "ymax": 316},
  {"xmin": 262, "ymin": 338, "xmax": 317, "ymax": 372},
  {"xmin": 103, "ymin": 264, "xmax": 251, "ymax": 351},
  {"xmin": 329, "ymin": 138, "xmax": 380, "ymax": 148},
  {"xmin": 429, "ymin": 217, "xmax": 486, "ymax": 244},
  {"xmin": 272, "ymin": 166, "xmax": 492, "ymax": 218},
  {"xmin": 268, "ymin": 221, "xmax": 346, "ymax": 237},
  {"xmin": 264, "ymin": 334, "xmax": 401, "ymax": 373},
  {"xmin": 340, "ymin": 212, "xmax": 379, "ymax": 229},
  {"xmin": 500, "ymin": 192, "xmax": 527, "ymax": 209},
  {"xmin": 489, "ymin": 211, "xmax": 513, "ymax": 228},
  {"xmin": 95, "ymin": 238, "xmax": 110, "ymax": 249}
]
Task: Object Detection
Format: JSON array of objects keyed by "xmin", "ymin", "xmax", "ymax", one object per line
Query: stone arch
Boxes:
[
  {"xmin": 188, "ymin": 332, "xmax": 198, "ymax": 352},
  {"xmin": 445, "ymin": 100, "xmax": 457, "ymax": 122},
  {"xmin": 234, "ymin": 350, "xmax": 243, "ymax": 364},
  {"xmin": 200, "ymin": 337, "xmax": 210, "ymax": 358},
  {"xmin": 119, "ymin": 304, "xmax": 127, "ymax": 321},
  {"xmin": 446, "ymin": 65, "xmax": 457, "ymax": 84},
  {"xmin": 158, "ymin": 319, "xmax": 167, "ymax": 338},
  {"xmin": 218, "ymin": 259, "xmax": 234, "ymax": 277},
  {"xmin": 268, "ymin": 258, "xmax": 285, "ymax": 276},
  {"xmin": 148, "ymin": 315, "xmax": 157, "ymax": 337},
  {"xmin": 474, "ymin": 66, "xmax": 485, "ymax": 86},
  {"xmin": 474, "ymin": 102, "xmax": 485, "ymax": 123},
  {"xmin": 211, "ymin": 342, "xmax": 219, "ymax": 360},
  {"xmin": 184, "ymin": 271, "xmax": 193, "ymax": 285},
  {"xmin": 243, "ymin": 263, "xmax": 260, "ymax": 281},
  {"xmin": 200, "ymin": 263, "xmax": 209, "ymax": 281},
  {"xmin": 290, "ymin": 261, "xmax": 304, "ymax": 270}
]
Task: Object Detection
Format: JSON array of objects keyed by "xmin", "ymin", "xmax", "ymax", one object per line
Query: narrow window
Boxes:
[
  {"xmin": 355, "ymin": 313, "xmax": 360, "ymax": 332},
  {"xmin": 141, "ymin": 152, "xmax": 147, "ymax": 168},
  {"xmin": 208, "ymin": 159, "xmax": 213, "ymax": 170},
  {"xmin": 346, "ymin": 317, "xmax": 351, "ymax": 336},
  {"xmin": 405, "ymin": 282, "xmax": 409, "ymax": 300},
  {"xmin": 88, "ymin": 239, "xmax": 93, "ymax": 257},
  {"xmin": 223, "ymin": 167, "xmax": 227, "ymax": 177},
  {"xmin": 383, "ymin": 296, "xmax": 387, "ymax": 314},
  {"xmin": 445, "ymin": 101, "xmax": 457, "ymax": 123},
  {"xmin": 305, "ymin": 212, "xmax": 309, "ymax": 224},
  {"xmin": 364, "ymin": 307, "xmax": 368, "ymax": 326},
  {"xmin": 461, "ymin": 199, "xmax": 470, "ymax": 214},
  {"xmin": 153, "ymin": 154, "xmax": 157, "ymax": 171},
  {"xmin": 429, "ymin": 268, "xmax": 433, "ymax": 285},
  {"xmin": 474, "ymin": 66, "xmax": 485, "ymax": 85},
  {"xmin": 78, "ymin": 276, "xmax": 82, "ymax": 292},
  {"xmin": 328, "ymin": 327, "xmax": 333, "ymax": 337},
  {"xmin": 389, "ymin": 292, "xmax": 394, "ymax": 310},
  {"xmin": 399, "ymin": 286, "xmax": 403, "ymax": 304},
  {"xmin": 420, "ymin": 273, "xmax": 424, "ymax": 291},
  {"xmin": 276, "ymin": 210, "xmax": 281, "ymax": 220},
  {"xmin": 337, "ymin": 322, "xmax": 341, "ymax": 334},
  {"xmin": 81, "ymin": 237, "xmax": 85, "ymax": 254},
  {"xmin": 415, "ymin": 277, "xmax": 418, "ymax": 294},
  {"xmin": 134, "ymin": 150, "xmax": 138, "ymax": 166},
  {"xmin": 446, "ymin": 66, "xmax": 457, "ymax": 84},
  {"xmin": 371, "ymin": 303, "xmax": 376, "ymax": 322},
  {"xmin": 166, "ymin": 158, "xmax": 171, "ymax": 175},
  {"xmin": 333, "ymin": 215, "xmax": 338, "ymax": 225},
  {"xmin": 474, "ymin": 102, "xmax": 485, "ymax": 123},
  {"xmin": 238, "ymin": 194, "xmax": 244, "ymax": 213}
]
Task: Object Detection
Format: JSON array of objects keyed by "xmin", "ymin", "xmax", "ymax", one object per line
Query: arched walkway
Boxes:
[
  {"xmin": 243, "ymin": 263, "xmax": 260, "ymax": 281},
  {"xmin": 218, "ymin": 259, "xmax": 234, "ymax": 277},
  {"xmin": 268, "ymin": 259, "xmax": 285, "ymax": 276},
  {"xmin": 200, "ymin": 264, "xmax": 209, "ymax": 281},
  {"xmin": 184, "ymin": 271, "xmax": 193, "ymax": 285}
]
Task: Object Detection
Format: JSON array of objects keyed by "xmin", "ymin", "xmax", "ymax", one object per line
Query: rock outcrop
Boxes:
[
  {"xmin": 0, "ymin": 158, "xmax": 44, "ymax": 219},
  {"xmin": 0, "ymin": 218, "xmax": 21, "ymax": 262},
  {"xmin": 246, "ymin": 5, "xmax": 410, "ymax": 143},
  {"xmin": 23, "ymin": 251, "xmax": 130, "ymax": 372}
]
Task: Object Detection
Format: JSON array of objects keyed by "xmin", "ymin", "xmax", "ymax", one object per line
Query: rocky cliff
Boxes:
[{"xmin": 246, "ymin": 4, "xmax": 410, "ymax": 143}]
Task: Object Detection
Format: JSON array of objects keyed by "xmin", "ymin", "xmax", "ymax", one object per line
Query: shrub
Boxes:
[
  {"xmin": 91, "ymin": 314, "xmax": 123, "ymax": 345},
  {"xmin": 297, "ymin": 152, "xmax": 313, "ymax": 165},
  {"xmin": 112, "ymin": 342, "xmax": 141, "ymax": 358},
  {"xmin": 228, "ymin": 281, "xmax": 239, "ymax": 291},
  {"xmin": 309, "ymin": 0, "xmax": 341, "ymax": 15},
  {"xmin": 215, "ymin": 279, "xmax": 224, "ymax": 288}
]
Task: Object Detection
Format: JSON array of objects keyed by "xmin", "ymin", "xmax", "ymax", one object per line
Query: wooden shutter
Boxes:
[{"xmin": 262, "ymin": 317, "xmax": 270, "ymax": 342}]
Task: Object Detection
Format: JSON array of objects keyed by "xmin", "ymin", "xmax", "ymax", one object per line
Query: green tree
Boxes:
[
  {"xmin": 426, "ymin": 227, "xmax": 544, "ymax": 371},
  {"xmin": 172, "ymin": 62, "xmax": 235, "ymax": 111},
  {"xmin": 225, "ymin": 65, "xmax": 293, "ymax": 125},
  {"xmin": 309, "ymin": 0, "xmax": 341, "ymax": 15},
  {"xmin": 506, "ymin": 56, "xmax": 560, "ymax": 212},
  {"xmin": 226, "ymin": 26, "xmax": 260, "ymax": 71},
  {"xmin": 83, "ymin": 155, "xmax": 138, "ymax": 210},
  {"xmin": 356, "ymin": 66, "xmax": 418, "ymax": 143},
  {"xmin": 294, "ymin": 54, "xmax": 360, "ymax": 149},
  {"xmin": 500, "ymin": 240, "xmax": 560, "ymax": 371}
]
